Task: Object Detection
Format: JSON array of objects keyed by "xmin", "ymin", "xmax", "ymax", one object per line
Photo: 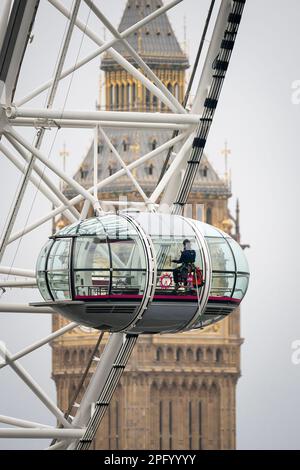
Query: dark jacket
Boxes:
[{"xmin": 173, "ymin": 249, "xmax": 196, "ymax": 264}]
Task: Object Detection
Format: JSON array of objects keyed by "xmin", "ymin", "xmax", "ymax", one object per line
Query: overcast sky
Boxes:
[{"xmin": 0, "ymin": 0, "xmax": 300, "ymax": 450}]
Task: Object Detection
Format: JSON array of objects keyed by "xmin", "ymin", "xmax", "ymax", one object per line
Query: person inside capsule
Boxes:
[{"xmin": 172, "ymin": 239, "xmax": 196, "ymax": 290}]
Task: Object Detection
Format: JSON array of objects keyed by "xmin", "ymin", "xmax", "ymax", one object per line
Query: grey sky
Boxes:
[{"xmin": 0, "ymin": 0, "xmax": 300, "ymax": 450}]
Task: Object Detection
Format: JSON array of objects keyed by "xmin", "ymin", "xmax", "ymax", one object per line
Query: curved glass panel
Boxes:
[
  {"xmin": 73, "ymin": 237, "xmax": 110, "ymax": 297},
  {"xmin": 36, "ymin": 273, "xmax": 51, "ymax": 301},
  {"xmin": 210, "ymin": 273, "xmax": 235, "ymax": 298},
  {"xmin": 206, "ymin": 237, "xmax": 235, "ymax": 272},
  {"xmin": 227, "ymin": 238, "xmax": 250, "ymax": 273},
  {"xmin": 56, "ymin": 221, "xmax": 79, "ymax": 236},
  {"xmin": 73, "ymin": 237, "xmax": 109, "ymax": 269},
  {"xmin": 47, "ymin": 239, "xmax": 71, "ymax": 300},
  {"xmin": 234, "ymin": 275, "xmax": 249, "ymax": 300},
  {"xmin": 193, "ymin": 221, "xmax": 223, "ymax": 238},
  {"xmin": 77, "ymin": 218, "xmax": 107, "ymax": 237},
  {"xmin": 36, "ymin": 240, "xmax": 53, "ymax": 301},
  {"xmin": 72, "ymin": 216, "xmax": 147, "ymax": 299},
  {"xmin": 36, "ymin": 240, "xmax": 53, "ymax": 272}
]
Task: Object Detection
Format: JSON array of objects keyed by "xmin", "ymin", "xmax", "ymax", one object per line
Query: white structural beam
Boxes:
[
  {"xmin": 4, "ymin": 127, "xmax": 102, "ymax": 213},
  {"xmin": 99, "ymin": 127, "xmax": 151, "ymax": 207},
  {"xmin": 0, "ymin": 280, "xmax": 37, "ymax": 288},
  {"xmin": 6, "ymin": 131, "xmax": 188, "ymax": 244},
  {"xmin": 7, "ymin": 107, "xmax": 200, "ymax": 125},
  {"xmin": 4, "ymin": 137, "xmax": 79, "ymax": 220},
  {"xmin": 18, "ymin": 0, "xmax": 183, "ymax": 112},
  {"xmin": 0, "ymin": 415, "xmax": 51, "ymax": 429},
  {"xmin": 83, "ymin": 0, "xmax": 185, "ymax": 114},
  {"xmin": 0, "ymin": 428, "xmax": 84, "ymax": 439},
  {"xmin": 6, "ymin": 130, "xmax": 188, "ymax": 244},
  {"xmin": 0, "ymin": 344, "xmax": 72, "ymax": 429},
  {"xmin": 0, "ymin": 266, "xmax": 35, "ymax": 278},
  {"xmin": 0, "ymin": 0, "xmax": 39, "ymax": 103},
  {"xmin": 0, "ymin": 322, "xmax": 78, "ymax": 370},
  {"xmin": 17, "ymin": 0, "xmax": 182, "ymax": 107},
  {"xmin": 0, "ymin": 0, "xmax": 12, "ymax": 52},
  {"xmin": 10, "ymin": 118, "xmax": 191, "ymax": 131},
  {"xmin": 0, "ymin": 143, "xmax": 78, "ymax": 221},
  {"xmin": 150, "ymin": 133, "xmax": 195, "ymax": 204},
  {"xmin": 0, "ymin": 1, "xmax": 81, "ymax": 263},
  {"xmin": 0, "ymin": 304, "xmax": 54, "ymax": 313}
]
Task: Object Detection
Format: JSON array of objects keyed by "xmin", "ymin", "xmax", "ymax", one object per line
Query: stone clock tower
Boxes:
[{"xmin": 52, "ymin": 0, "xmax": 243, "ymax": 450}]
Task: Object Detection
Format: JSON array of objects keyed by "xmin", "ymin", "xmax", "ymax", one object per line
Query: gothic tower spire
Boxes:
[{"xmin": 101, "ymin": 0, "xmax": 189, "ymax": 111}]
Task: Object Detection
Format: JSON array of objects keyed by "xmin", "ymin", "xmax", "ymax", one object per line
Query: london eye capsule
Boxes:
[{"xmin": 35, "ymin": 213, "xmax": 249, "ymax": 334}]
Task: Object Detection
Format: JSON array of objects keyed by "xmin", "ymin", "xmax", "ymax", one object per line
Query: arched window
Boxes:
[
  {"xmin": 71, "ymin": 350, "xmax": 77, "ymax": 364},
  {"xmin": 126, "ymin": 83, "xmax": 130, "ymax": 110},
  {"xmin": 122, "ymin": 140, "xmax": 129, "ymax": 152},
  {"xmin": 79, "ymin": 349, "xmax": 85, "ymax": 364},
  {"xmin": 148, "ymin": 163, "xmax": 154, "ymax": 176},
  {"xmin": 206, "ymin": 207, "xmax": 212, "ymax": 225},
  {"xmin": 176, "ymin": 348, "xmax": 183, "ymax": 362},
  {"xmin": 187, "ymin": 348, "xmax": 194, "ymax": 361},
  {"xmin": 121, "ymin": 84, "xmax": 125, "ymax": 110},
  {"xmin": 110, "ymin": 84, "xmax": 114, "ymax": 109},
  {"xmin": 206, "ymin": 348, "xmax": 214, "ymax": 363},
  {"xmin": 146, "ymin": 88, "xmax": 151, "ymax": 110},
  {"xmin": 174, "ymin": 83, "xmax": 179, "ymax": 100},
  {"xmin": 156, "ymin": 347, "xmax": 163, "ymax": 361},
  {"xmin": 108, "ymin": 165, "xmax": 114, "ymax": 176},
  {"xmin": 166, "ymin": 347, "xmax": 173, "ymax": 361},
  {"xmin": 216, "ymin": 348, "xmax": 223, "ymax": 364},
  {"xmin": 64, "ymin": 350, "xmax": 70, "ymax": 364},
  {"xmin": 151, "ymin": 139, "xmax": 157, "ymax": 151},
  {"xmin": 115, "ymin": 84, "xmax": 120, "ymax": 109},
  {"xmin": 196, "ymin": 348, "xmax": 203, "ymax": 362},
  {"xmin": 132, "ymin": 83, "xmax": 136, "ymax": 108},
  {"xmin": 203, "ymin": 166, "xmax": 208, "ymax": 177},
  {"xmin": 153, "ymin": 94, "xmax": 158, "ymax": 110}
]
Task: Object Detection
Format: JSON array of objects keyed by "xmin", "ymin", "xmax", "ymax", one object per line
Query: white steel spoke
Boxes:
[
  {"xmin": 0, "ymin": 143, "xmax": 79, "ymax": 222},
  {"xmin": 80, "ymin": 199, "xmax": 91, "ymax": 220},
  {"xmin": 0, "ymin": 415, "xmax": 51, "ymax": 429},
  {"xmin": 5, "ymin": 131, "xmax": 189, "ymax": 243},
  {"xmin": 0, "ymin": 304, "xmax": 54, "ymax": 314},
  {"xmin": 151, "ymin": 133, "xmax": 195, "ymax": 205},
  {"xmin": 10, "ymin": 118, "xmax": 191, "ymax": 131},
  {"xmin": 84, "ymin": 0, "xmax": 185, "ymax": 114},
  {"xmin": 6, "ymin": 134, "xmax": 80, "ymax": 220},
  {"xmin": 0, "ymin": 428, "xmax": 85, "ymax": 439},
  {"xmin": 4, "ymin": 128, "xmax": 102, "ymax": 214},
  {"xmin": 0, "ymin": 322, "xmax": 78, "ymax": 370},
  {"xmin": 0, "ymin": 266, "xmax": 35, "ymax": 277},
  {"xmin": 99, "ymin": 127, "xmax": 152, "ymax": 208},
  {"xmin": 0, "ymin": 344, "xmax": 72, "ymax": 429},
  {"xmin": 17, "ymin": 0, "xmax": 182, "ymax": 107},
  {"xmin": 7, "ymin": 107, "xmax": 199, "ymax": 125},
  {"xmin": 0, "ymin": 1, "xmax": 12, "ymax": 52},
  {"xmin": 0, "ymin": 280, "xmax": 37, "ymax": 288},
  {"xmin": 0, "ymin": 0, "xmax": 82, "ymax": 264}
]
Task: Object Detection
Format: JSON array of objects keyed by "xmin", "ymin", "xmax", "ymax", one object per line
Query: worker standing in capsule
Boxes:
[{"xmin": 172, "ymin": 239, "xmax": 196, "ymax": 290}]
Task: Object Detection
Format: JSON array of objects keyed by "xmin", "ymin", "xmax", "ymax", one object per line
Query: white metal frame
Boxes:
[{"xmin": 0, "ymin": 0, "xmax": 244, "ymax": 449}]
